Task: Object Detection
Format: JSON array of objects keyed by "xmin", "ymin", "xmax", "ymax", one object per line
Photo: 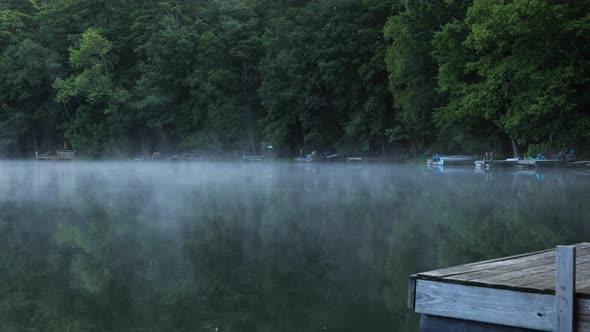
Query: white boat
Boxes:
[{"xmin": 427, "ymin": 155, "xmax": 477, "ymax": 167}]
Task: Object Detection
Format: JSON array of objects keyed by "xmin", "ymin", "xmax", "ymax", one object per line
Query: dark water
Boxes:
[{"xmin": 1, "ymin": 161, "xmax": 589, "ymax": 331}]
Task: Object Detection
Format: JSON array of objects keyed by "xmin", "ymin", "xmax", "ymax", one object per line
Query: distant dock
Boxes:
[
  {"xmin": 474, "ymin": 159, "xmax": 585, "ymax": 170},
  {"xmin": 36, "ymin": 150, "xmax": 76, "ymax": 161},
  {"xmin": 408, "ymin": 243, "xmax": 590, "ymax": 331}
]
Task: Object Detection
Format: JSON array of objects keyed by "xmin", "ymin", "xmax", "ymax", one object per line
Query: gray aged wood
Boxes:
[
  {"xmin": 408, "ymin": 276, "xmax": 417, "ymax": 310},
  {"xmin": 419, "ymin": 314, "xmax": 539, "ymax": 332},
  {"xmin": 445, "ymin": 248, "xmax": 590, "ymax": 286},
  {"xmin": 556, "ymin": 246, "xmax": 576, "ymax": 332},
  {"xmin": 418, "ymin": 248, "xmax": 555, "ymax": 279},
  {"xmin": 410, "ymin": 243, "xmax": 590, "ymax": 331},
  {"xmin": 416, "ymin": 243, "xmax": 590, "ymax": 297},
  {"xmin": 415, "ymin": 279, "xmax": 556, "ymax": 331}
]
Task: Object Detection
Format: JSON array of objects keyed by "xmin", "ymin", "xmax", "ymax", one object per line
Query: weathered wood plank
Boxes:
[
  {"xmin": 419, "ymin": 314, "xmax": 540, "ymax": 332},
  {"xmin": 414, "ymin": 279, "xmax": 556, "ymax": 331},
  {"xmin": 445, "ymin": 247, "xmax": 590, "ymax": 285},
  {"xmin": 420, "ymin": 243, "xmax": 590, "ymax": 280},
  {"xmin": 415, "ymin": 280, "xmax": 590, "ymax": 331},
  {"xmin": 573, "ymin": 269, "xmax": 590, "ymax": 291},
  {"xmin": 412, "ymin": 244, "xmax": 590, "ymax": 331},
  {"xmin": 455, "ymin": 253, "xmax": 590, "ymax": 292},
  {"xmin": 418, "ymin": 249, "xmax": 554, "ymax": 279},
  {"xmin": 513, "ymin": 265, "xmax": 590, "ymax": 292},
  {"xmin": 556, "ymin": 246, "xmax": 576, "ymax": 332},
  {"xmin": 577, "ymin": 299, "xmax": 590, "ymax": 327},
  {"xmin": 408, "ymin": 275, "xmax": 417, "ymax": 310},
  {"xmin": 417, "ymin": 243, "xmax": 590, "ymax": 297},
  {"xmin": 578, "ymin": 286, "xmax": 590, "ymax": 296}
]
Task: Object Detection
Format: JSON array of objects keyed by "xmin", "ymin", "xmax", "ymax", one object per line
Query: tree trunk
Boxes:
[
  {"xmin": 31, "ymin": 131, "xmax": 38, "ymax": 155},
  {"xmin": 301, "ymin": 122, "xmax": 307, "ymax": 150},
  {"xmin": 510, "ymin": 137, "xmax": 519, "ymax": 158},
  {"xmin": 250, "ymin": 135, "xmax": 256, "ymax": 155},
  {"xmin": 242, "ymin": 62, "xmax": 256, "ymax": 155}
]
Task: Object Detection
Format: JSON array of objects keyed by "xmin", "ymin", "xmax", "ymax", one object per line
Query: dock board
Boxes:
[{"xmin": 408, "ymin": 243, "xmax": 590, "ymax": 331}]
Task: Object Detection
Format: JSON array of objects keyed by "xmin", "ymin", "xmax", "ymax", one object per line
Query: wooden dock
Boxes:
[
  {"xmin": 408, "ymin": 243, "xmax": 590, "ymax": 331},
  {"xmin": 475, "ymin": 159, "xmax": 578, "ymax": 170},
  {"xmin": 36, "ymin": 150, "xmax": 75, "ymax": 160}
]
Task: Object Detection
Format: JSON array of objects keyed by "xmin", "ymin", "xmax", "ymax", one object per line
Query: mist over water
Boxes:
[{"xmin": 1, "ymin": 161, "xmax": 589, "ymax": 331}]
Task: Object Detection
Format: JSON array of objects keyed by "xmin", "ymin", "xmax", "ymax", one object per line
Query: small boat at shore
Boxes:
[{"xmin": 427, "ymin": 155, "xmax": 477, "ymax": 167}]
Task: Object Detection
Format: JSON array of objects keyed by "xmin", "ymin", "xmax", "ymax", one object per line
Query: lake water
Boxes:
[{"xmin": 1, "ymin": 161, "xmax": 589, "ymax": 331}]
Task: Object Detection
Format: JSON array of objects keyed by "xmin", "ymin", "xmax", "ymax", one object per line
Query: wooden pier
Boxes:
[
  {"xmin": 36, "ymin": 150, "xmax": 76, "ymax": 160},
  {"xmin": 408, "ymin": 243, "xmax": 590, "ymax": 331},
  {"xmin": 474, "ymin": 159, "xmax": 580, "ymax": 170}
]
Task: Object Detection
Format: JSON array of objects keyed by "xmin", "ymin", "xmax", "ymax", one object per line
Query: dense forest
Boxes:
[{"xmin": 0, "ymin": 0, "xmax": 589, "ymax": 158}]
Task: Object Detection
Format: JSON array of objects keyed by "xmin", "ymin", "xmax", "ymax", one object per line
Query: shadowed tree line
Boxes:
[{"xmin": 0, "ymin": 0, "xmax": 589, "ymax": 158}]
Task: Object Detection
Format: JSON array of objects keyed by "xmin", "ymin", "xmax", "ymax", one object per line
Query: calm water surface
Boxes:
[{"xmin": 1, "ymin": 161, "xmax": 589, "ymax": 331}]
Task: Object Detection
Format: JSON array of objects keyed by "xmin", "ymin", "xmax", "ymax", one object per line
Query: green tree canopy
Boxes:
[{"xmin": 0, "ymin": 0, "xmax": 589, "ymax": 158}]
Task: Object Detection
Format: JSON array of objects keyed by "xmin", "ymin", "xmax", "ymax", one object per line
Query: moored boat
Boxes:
[{"xmin": 427, "ymin": 155, "xmax": 477, "ymax": 167}]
